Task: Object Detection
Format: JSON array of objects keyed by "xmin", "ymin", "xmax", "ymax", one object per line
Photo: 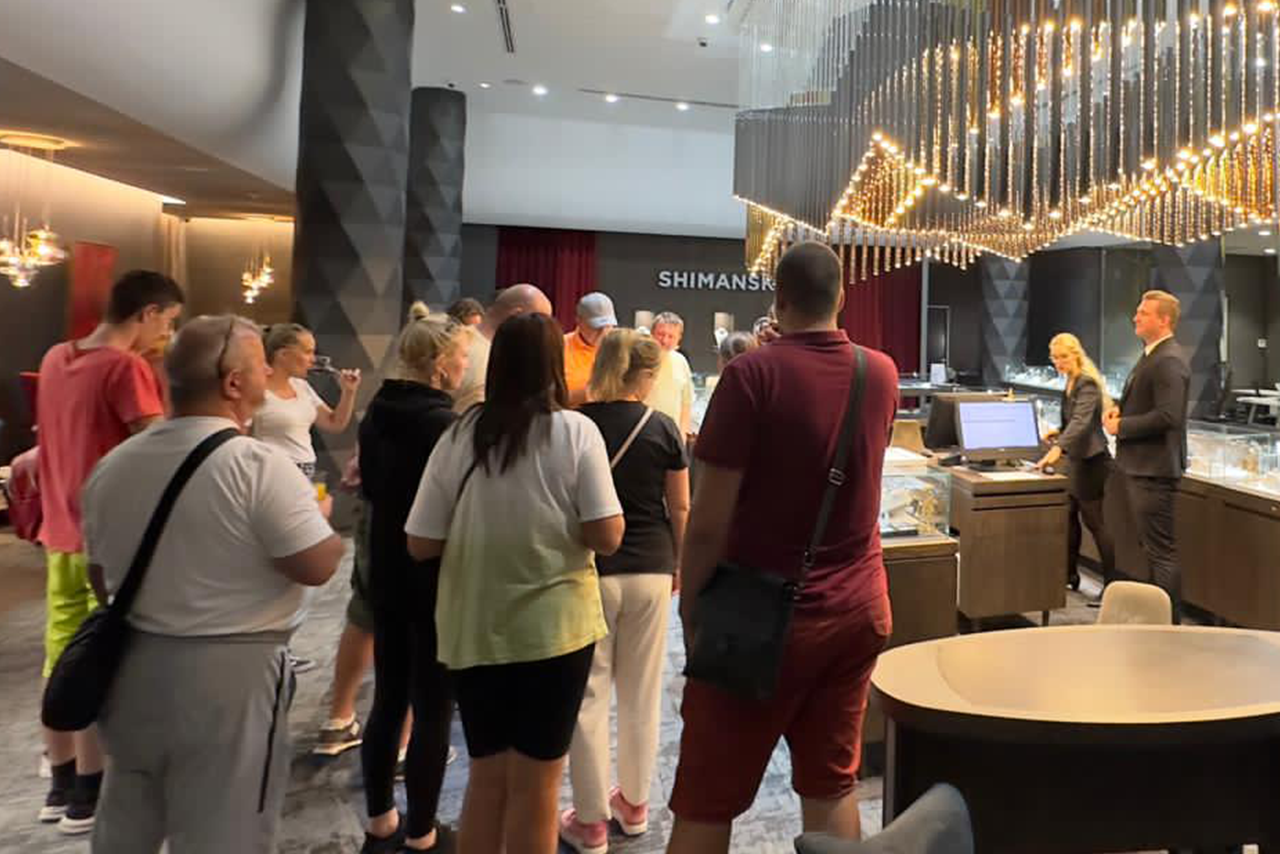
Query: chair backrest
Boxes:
[
  {"xmin": 890, "ymin": 419, "xmax": 926, "ymax": 453},
  {"xmin": 795, "ymin": 783, "xmax": 973, "ymax": 854},
  {"xmin": 1096, "ymin": 581, "xmax": 1172, "ymax": 625}
]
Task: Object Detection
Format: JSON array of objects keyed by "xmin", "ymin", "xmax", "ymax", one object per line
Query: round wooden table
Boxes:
[{"xmin": 873, "ymin": 625, "xmax": 1280, "ymax": 853}]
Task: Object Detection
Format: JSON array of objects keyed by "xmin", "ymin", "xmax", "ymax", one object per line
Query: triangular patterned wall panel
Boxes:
[
  {"xmin": 404, "ymin": 87, "xmax": 466, "ymax": 311},
  {"xmin": 292, "ymin": 0, "xmax": 414, "ymax": 475},
  {"xmin": 980, "ymin": 256, "xmax": 1031, "ymax": 385},
  {"xmin": 1149, "ymin": 240, "xmax": 1225, "ymax": 419}
]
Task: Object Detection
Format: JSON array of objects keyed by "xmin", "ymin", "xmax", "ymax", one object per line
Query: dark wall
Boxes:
[
  {"xmin": 1269, "ymin": 262, "xmax": 1280, "ymax": 385},
  {"xmin": 459, "ymin": 223, "xmax": 498, "ymax": 301},
  {"xmin": 1099, "ymin": 248, "xmax": 1152, "ymax": 377},
  {"xmin": 925, "ymin": 262, "xmax": 983, "ymax": 380},
  {"xmin": 1026, "ymin": 249, "xmax": 1102, "ymax": 365},
  {"xmin": 596, "ymin": 232, "xmax": 764, "ymax": 374},
  {"xmin": 1224, "ymin": 255, "xmax": 1271, "ymax": 389}
]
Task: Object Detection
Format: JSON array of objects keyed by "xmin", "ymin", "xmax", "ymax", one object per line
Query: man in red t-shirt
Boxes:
[
  {"xmin": 667, "ymin": 243, "xmax": 899, "ymax": 853},
  {"xmin": 35, "ymin": 270, "xmax": 184, "ymax": 834}
]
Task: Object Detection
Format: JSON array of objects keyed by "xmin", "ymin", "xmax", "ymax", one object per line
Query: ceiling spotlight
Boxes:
[
  {"xmin": 450, "ymin": 3, "xmax": 466, "ymax": 12},
  {"xmin": 705, "ymin": 13, "xmax": 721, "ymax": 24},
  {"xmin": 676, "ymin": 101, "xmax": 691, "ymax": 111},
  {"xmin": 478, "ymin": 82, "xmax": 492, "ymax": 89},
  {"xmin": 605, "ymin": 93, "xmax": 620, "ymax": 103},
  {"xmin": 1267, "ymin": 248, "xmax": 1277, "ymax": 254},
  {"xmin": 760, "ymin": 43, "xmax": 774, "ymax": 53},
  {"xmin": 532, "ymin": 84, "xmax": 548, "ymax": 96}
]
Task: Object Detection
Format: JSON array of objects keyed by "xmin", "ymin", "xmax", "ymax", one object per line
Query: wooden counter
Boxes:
[
  {"xmin": 948, "ymin": 467, "xmax": 1070, "ymax": 622},
  {"xmin": 1108, "ymin": 471, "xmax": 1280, "ymax": 628},
  {"xmin": 862, "ymin": 532, "xmax": 958, "ymax": 755}
]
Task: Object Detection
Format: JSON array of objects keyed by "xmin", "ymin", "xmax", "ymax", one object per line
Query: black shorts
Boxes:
[{"xmin": 452, "ymin": 644, "xmax": 595, "ymax": 761}]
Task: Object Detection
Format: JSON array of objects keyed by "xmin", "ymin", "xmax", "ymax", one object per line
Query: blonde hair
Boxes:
[
  {"xmin": 588, "ymin": 328, "xmax": 664, "ymax": 402},
  {"xmin": 1049, "ymin": 333, "xmax": 1112, "ymax": 410},
  {"xmin": 1141, "ymin": 289, "xmax": 1181, "ymax": 330},
  {"xmin": 408, "ymin": 300, "xmax": 431, "ymax": 322},
  {"xmin": 263, "ymin": 323, "xmax": 311, "ymax": 364},
  {"xmin": 398, "ymin": 312, "xmax": 465, "ymax": 382}
]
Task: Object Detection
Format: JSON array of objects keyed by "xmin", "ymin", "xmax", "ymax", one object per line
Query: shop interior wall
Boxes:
[
  {"xmin": 925, "ymin": 262, "xmax": 984, "ymax": 381},
  {"xmin": 1026, "ymin": 249, "xmax": 1103, "ymax": 366},
  {"xmin": 595, "ymin": 231, "xmax": 762, "ymax": 375},
  {"xmin": 1270, "ymin": 265, "xmax": 1280, "ymax": 384},
  {"xmin": 183, "ymin": 218, "xmax": 294, "ymax": 326},
  {"xmin": 1223, "ymin": 255, "xmax": 1273, "ymax": 389},
  {"xmin": 459, "ymin": 223, "xmax": 498, "ymax": 301},
  {"xmin": 0, "ymin": 153, "xmax": 164, "ymax": 462}
]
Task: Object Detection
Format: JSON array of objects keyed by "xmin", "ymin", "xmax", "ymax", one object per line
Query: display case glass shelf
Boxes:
[
  {"xmin": 1001, "ymin": 362, "xmax": 1125, "ymax": 399},
  {"xmin": 881, "ymin": 449, "xmax": 951, "ymax": 538},
  {"xmin": 1186, "ymin": 421, "xmax": 1280, "ymax": 495}
]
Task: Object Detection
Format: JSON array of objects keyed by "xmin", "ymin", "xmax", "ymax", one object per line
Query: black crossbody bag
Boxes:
[
  {"xmin": 42, "ymin": 428, "xmax": 240, "ymax": 732},
  {"xmin": 683, "ymin": 346, "xmax": 867, "ymax": 701}
]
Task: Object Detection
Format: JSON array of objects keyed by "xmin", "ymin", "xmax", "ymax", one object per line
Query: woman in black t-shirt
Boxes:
[{"xmin": 560, "ymin": 329, "xmax": 690, "ymax": 853}]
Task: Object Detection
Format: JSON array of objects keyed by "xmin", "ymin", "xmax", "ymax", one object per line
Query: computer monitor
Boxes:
[
  {"xmin": 923, "ymin": 391, "xmax": 1007, "ymax": 450},
  {"xmin": 955, "ymin": 399, "xmax": 1042, "ymax": 464}
]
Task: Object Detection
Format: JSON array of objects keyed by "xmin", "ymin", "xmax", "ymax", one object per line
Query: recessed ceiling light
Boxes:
[
  {"xmin": 450, "ymin": 3, "xmax": 466, "ymax": 12},
  {"xmin": 604, "ymin": 93, "xmax": 620, "ymax": 103},
  {"xmin": 1267, "ymin": 248, "xmax": 1277, "ymax": 254},
  {"xmin": 478, "ymin": 82, "xmax": 492, "ymax": 89},
  {"xmin": 705, "ymin": 13, "xmax": 721, "ymax": 24},
  {"xmin": 676, "ymin": 102, "xmax": 690, "ymax": 111},
  {"xmin": 157, "ymin": 195, "xmax": 186, "ymax": 205},
  {"xmin": 532, "ymin": 84, "xmax": 548, "ymax": 96},
  {"xmin": 760, "ymin": 43, "xmax": 774, "ymax": 53}
]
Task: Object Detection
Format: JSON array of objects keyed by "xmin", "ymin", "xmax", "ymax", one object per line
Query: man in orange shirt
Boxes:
[{"xmin": 564, "ymin": 292, "xmax": 617, "ymax": 406}]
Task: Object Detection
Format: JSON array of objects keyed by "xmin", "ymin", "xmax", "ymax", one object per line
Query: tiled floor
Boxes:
[{"xmin": 0, "ymin": 532, "xmax": 1142, "ymax": 853}]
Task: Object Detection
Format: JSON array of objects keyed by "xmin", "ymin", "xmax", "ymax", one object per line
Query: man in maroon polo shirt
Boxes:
[{"xmin": 667, "ymin": 242, "xmax": 899, "ymax": 852}]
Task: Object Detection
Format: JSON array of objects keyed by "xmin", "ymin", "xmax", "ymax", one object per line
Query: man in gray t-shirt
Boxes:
[{"xmin": 83, "ymin": 316, "xmax": 343, "ymax": 854}]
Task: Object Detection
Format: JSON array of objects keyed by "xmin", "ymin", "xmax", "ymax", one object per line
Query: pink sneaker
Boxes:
[
  {"xmin": 559, "ymin": 809, "xmax": 608, "ymax": 854},
  {"xmin": 609, "ymin": 788, "xmax": 649, "ymax": 836}
]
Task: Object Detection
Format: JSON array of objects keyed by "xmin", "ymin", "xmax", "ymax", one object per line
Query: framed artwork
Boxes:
[{"xmin": 67, "ymin": 241, "xmax": 118, "ymax": 338}]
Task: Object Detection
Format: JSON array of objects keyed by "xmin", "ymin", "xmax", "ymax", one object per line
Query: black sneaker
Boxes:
[
  {"xmin": 38, "ymin": 787, "xmax": 68, "ymax": 824},
  {"xmin": 58, "ymin": 799, "xmax": 95, "ymax": 836},
  {"xmin": 359, "ymin": 816, "xmax": 406, "ymax": 854}
]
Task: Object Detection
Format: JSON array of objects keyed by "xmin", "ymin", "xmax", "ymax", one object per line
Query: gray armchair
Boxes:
[{"xmin": 795, "ymin": 784, "xmax": 973, "ymax": 854}]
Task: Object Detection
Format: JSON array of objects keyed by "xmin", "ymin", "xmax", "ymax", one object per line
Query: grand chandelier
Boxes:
[
  {"xmin": 0, "ymin": 135, "xmax": 70, "ymax": 288},
  {"xmin": 737, "ymin": 0, "xmax": 1280, "ymax": 277}
]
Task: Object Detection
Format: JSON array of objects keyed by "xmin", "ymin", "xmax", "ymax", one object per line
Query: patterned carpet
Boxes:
[{"xmin": 0, "ymin": 532, "xmax": 1180, "ymax": 853}]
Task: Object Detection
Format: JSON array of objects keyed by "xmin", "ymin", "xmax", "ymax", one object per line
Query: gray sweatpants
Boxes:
[{"xmin": 91, "ymin": 631, "xmax": 296, "ymax": 854}]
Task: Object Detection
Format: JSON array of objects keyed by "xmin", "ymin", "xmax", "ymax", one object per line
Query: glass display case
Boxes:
[
  {"xmin": 880, "ymin": 448, "xmax": 951, "ymax": 538},
  {"xmin": 1001, "ymin": 361, "xmax": 1125, "ymax": 399},
  {"xmin": 1185, "ymin": 421, "xmax": 1280, "ymax": 495},
  {"xmin": 690, "ymin": 373, "xmax": 714, "ymax": 433}
]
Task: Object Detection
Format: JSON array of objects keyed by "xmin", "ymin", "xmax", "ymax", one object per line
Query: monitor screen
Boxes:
[
  {"xmin": 956, "ymin": 400, "xmax": 1041, "ymax": 456},
  {"xmin": 923, "ymin": 391, "xmax": 1007, "ymax": 450}
]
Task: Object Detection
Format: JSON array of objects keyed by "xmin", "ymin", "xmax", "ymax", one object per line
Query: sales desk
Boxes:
[
  {"xmin": 947, "ymin": 467, "xmax": 1070, "ymax": 623},
  {"xmin": 1107, "ymin": 471, "xmax": 1280, "ymax": 628}
]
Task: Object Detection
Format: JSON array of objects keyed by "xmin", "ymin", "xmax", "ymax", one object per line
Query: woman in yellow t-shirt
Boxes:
[{"xmin": 406, "ymin": 312, "xmax": 624, "ymax": 854}]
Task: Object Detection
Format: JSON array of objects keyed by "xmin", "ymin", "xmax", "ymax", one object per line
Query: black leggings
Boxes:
[{"xmin": 361, "ymin": 614, "xmax": 453, "ymax": 839}]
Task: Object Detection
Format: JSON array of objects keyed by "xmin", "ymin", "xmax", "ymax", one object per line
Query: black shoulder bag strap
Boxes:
[
  {"xmin": 799, "ymin": 345, "xmax": 868, "ymax": 580},
  {"xmin": 108, "ymin": 427, "xmax": 241, "ymax": 614}
]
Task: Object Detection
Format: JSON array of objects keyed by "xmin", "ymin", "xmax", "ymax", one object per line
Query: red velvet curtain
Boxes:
[
  {"xmin": 495, "ymin": 227, "xmax": 597, "ymax": 331},
  {"xmin": 840, "ymin": 262, "xmax": 922, "ymax": 373}
]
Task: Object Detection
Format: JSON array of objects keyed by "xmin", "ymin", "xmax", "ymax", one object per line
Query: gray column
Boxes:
[
  {"xmin": 1149, "ymin": 240, "xmax": 1225, "ymax": 419},
  {"xmin": 404, "ymin": 87, "xmax": 467, "ymax": 311},
  {"xmin": 979, "ymin": 256, "xmax": 1031, "ymax": 385},
  {"xmin": 293, "ymin": 0, "xmax": 413, "ymax": 397}
]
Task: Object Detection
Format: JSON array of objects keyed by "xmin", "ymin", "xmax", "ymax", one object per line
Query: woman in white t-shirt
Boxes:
[
  {"xmin": 406, "ymin": 312, "xmax": 624, "ymax": 854},
  {"xmin": 254, "ymin": 324, "xmax": 362, "ymax": 477}
]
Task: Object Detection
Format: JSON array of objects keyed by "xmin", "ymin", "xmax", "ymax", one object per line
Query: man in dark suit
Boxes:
[{"xmin": 1103, "ymin": 289, "xmax": 1191, "ymax": 621}]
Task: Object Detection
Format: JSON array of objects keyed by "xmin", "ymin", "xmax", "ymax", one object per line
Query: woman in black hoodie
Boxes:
[{"xmin": 359, "ymin": 308, "xmax": 471, "ymax": 852}]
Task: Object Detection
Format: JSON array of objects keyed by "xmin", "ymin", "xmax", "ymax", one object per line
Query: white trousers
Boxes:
[{"xmin": 568, "ymin": 572, "xmax": 672, "ymax": 821}]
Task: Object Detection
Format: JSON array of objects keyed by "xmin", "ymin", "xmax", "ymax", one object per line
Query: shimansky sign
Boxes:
[{"xmin": 656, "ymin": 270, "xmax": 775, "ymax": 292}]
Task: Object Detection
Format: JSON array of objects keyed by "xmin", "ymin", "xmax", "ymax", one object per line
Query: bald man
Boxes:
[
  {"xmin": 452, "ymin": 284, "xmax": 553, "ymax": 412},
  {"xmin": 83, "ymin": 316, "xmax": 343, "ymax": 854}
]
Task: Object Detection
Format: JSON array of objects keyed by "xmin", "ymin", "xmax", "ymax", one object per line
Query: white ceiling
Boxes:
[{"xmin": 0, "ymin": 0, "xmax": 747, "ymax": 236}]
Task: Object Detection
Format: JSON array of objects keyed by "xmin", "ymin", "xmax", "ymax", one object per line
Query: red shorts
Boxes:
[{"xmin": 669, "ymin": 594, "xmax": 892, "ymax": 823}]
